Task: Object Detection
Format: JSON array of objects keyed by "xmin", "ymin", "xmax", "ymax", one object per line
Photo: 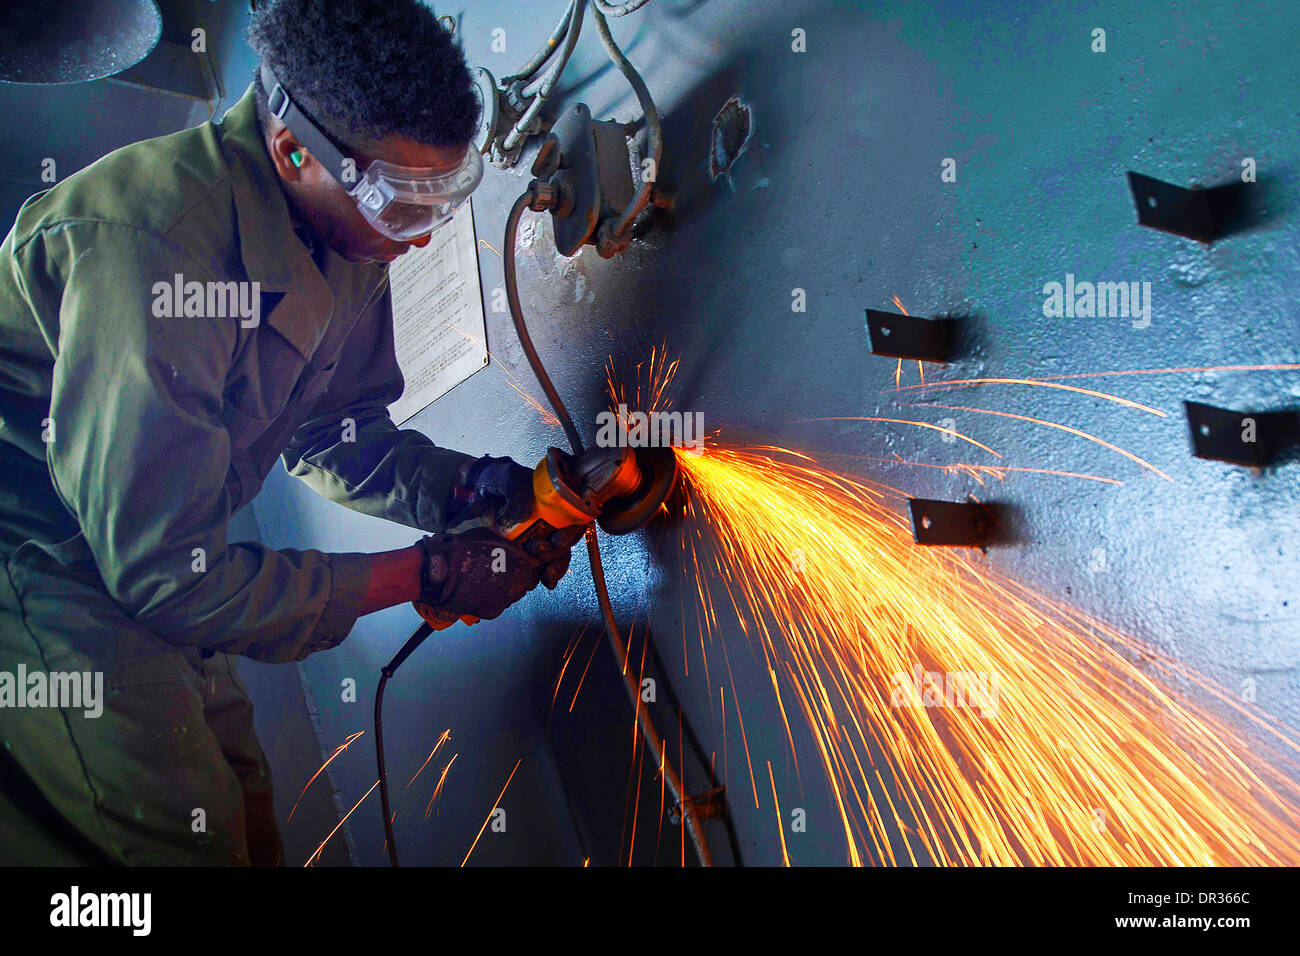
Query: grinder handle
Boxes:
[{"xmin": 413, "ymin": 602, "xmax": 480, "ymax": 631}]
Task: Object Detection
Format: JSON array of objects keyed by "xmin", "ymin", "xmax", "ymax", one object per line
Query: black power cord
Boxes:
[
  {"xmin": 376, "ymin": 621, "xmax": 434, "ymax": 867},
  {"xmin": 368, "ymin": 195, "xmax": 563, "ymax": 870},
  {"xmin": 373, "ymin": 185, "xmax": 718, "ymax": 868},
  {"xmin": 504, "ymin": 185, "xmax": 714, "ymax": 866}
]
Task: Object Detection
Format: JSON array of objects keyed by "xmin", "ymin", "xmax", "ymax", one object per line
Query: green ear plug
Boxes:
[{"xmin": 290, "ymin": 150, "xmax": 304, "ymax": 168}]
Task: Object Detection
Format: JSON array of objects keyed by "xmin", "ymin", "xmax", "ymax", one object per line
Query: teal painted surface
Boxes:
[
  {"xmin": 269, "ymin": 0, "xmax": 1300, "ymax": 864},
  {"xmin": 9, "ymin": 0, "xmax": 1294, "ymax": 865}
]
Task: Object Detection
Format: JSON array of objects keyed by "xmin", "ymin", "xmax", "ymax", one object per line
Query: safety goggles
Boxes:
[{"xmin": 261, "ymin": 65, "xmax": 483, "ymax": 241}]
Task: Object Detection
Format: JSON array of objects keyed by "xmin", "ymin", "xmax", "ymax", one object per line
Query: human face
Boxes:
[{"xmin": 271, "ymin": 125, "xmax": 473, "ymax": 264}]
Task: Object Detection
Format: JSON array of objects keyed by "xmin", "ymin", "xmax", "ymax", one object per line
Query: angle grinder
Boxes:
[{"xmin": 417, "ymin": 444, "xmax": 678, "ymax": 629}]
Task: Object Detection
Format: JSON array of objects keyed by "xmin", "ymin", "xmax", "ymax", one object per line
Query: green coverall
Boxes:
[{"xmin": 0, "ymin": 85, "xmax": 475, "ymax": 864}]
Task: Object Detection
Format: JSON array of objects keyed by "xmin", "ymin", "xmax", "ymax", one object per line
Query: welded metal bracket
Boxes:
[
  {"xmin": 1127, "ymin": 172, "xmax": 1245, "ymax": 243},
  {"xmin": 668, "ymin": 785, "xmax": 727, "ymax": 824},
  {"xmin": 908, "ymin": 497, "xmax": 1001, "ymax": 547},
  {"xmin": 866, "ymin": 309, "xmax": 955, "ymax": 362},
  {"xmin": 1184, "ymin": 401, "xmax": 1299, "ymax": 467}
]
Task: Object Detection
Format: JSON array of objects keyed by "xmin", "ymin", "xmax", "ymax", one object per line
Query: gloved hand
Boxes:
[
  {"xmin": 448, "ymin": 455, "xmax": 536, "ymax": 528},
  {"xmin": 413, "ymin": 528, "xmax": 545, "ymax": 628},
  {"xmin": 445, "ymin": 453, "xmax": 579, "ymax": 591},
  {"xmin": 518, "ymin": 524, "xmax": 586, "ymax": 590}
]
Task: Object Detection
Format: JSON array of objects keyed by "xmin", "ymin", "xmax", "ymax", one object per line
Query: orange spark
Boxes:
[
  {"xmin": 627, "ymin": 726, "xmax": 645, "ymax": 866},
  {"xmin": 890, "ymin": 296, "xmax": 908, "ymax": 389},
  {"xmin": 898, "ymin": 363, "xmax": 1300, "ymax": 388},
  {"xmin": 305, "ymin": 778, "xmax": 380, "ymax": 867},
  {"xmin": 568, "ymin": 633, "xmax": 603, "ymax": 713},
  {"xmin": 798, "ymin": 416, "xmax": 1002, "ymax": 458},
  {"xmin": 606, "ymin": 344, "xmax": 681, "ymax": 420},
  {"xmin": 892, "ymin": 377, "xmax": 1167, "ymax": 416},
  {"xmin": 767, "ymin": 760, "xmax": 791, "ymax": 867},
  {"xmin": 405, "ymin": 729, "xmax": 451, "ymax": 790},
  {"xmin": 885, "ymin": 295, "xmax": 926, "ymax": 388},
  {"xmin": 288, "ymin": 730, "xmax": 363, "ymax": 824},
  {"xmin": 672, "ymin": 443, "xmax": 1300, "ymax": 864},
  {"xmin": 843, "ymin": 454, "xmax": 1123, "ymax": 486},
  {"xmin": 550, "ymin": 624, "xmax": 590, "ymax": 715},
  {"xmin": 720, "ymin": 634, "xmax": 760, "ymax": 810},
  {"xmin": 655, "ymin": 738, "xmax": 667, "ymax": 864},
  {"xmin": 461, "ymin": 758, "xmax": 523, "ymax": 867},
  {"xmin": 504, "ymin": 378, "xmax": 564, "ymax": 428},
  {"xmin": 900, "ymin": 402, "xmax": 1174, "ymax": 481},
  {"xmin": 425, "ymin": 754, "xmax": 459, "ymax": 820},
  {"xmin": 442, "ymin": 323, "xmax": 561, "ymax": 428}
]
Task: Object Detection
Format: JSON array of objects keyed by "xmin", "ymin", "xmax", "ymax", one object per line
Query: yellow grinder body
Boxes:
[{"xmin": 418, "ymin": 445, "xmax": 677, "ymax": 630}]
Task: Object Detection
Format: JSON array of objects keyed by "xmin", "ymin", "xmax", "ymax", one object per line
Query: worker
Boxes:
[{"xmin": 0, "ymin": 0, "xmax": 573, "ymax": 865}]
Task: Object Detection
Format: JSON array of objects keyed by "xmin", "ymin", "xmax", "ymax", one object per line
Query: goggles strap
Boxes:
[{"xmin": 259, "ymin": 63, "xmax": 357, "ymax": 190}]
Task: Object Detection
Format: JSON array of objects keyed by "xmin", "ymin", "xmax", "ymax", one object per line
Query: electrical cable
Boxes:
[
  {"xmin": 504, "ymin": 185, "xmax": 714, "ymax": 866},
  {"xmin": 593, "ymin": 0, "xmax": 653, "ymax": 16},
  {"xmin": 504, "ymin": 193, "xmax": 585, "ymax": 453},
  {"xmin": 590, "ymin": 7, "xmax": 662, "ymax": 239},
  {"xmin": 519, "ymin": 0, "xmax": 585, "ymax": 99},
  {"xmin": 376, "ymin": 621, "xmax": 434, "ymax": 867},
  {"xmin": 504, "ymin": 0, "xmax": 589, "ymax": 152},
  {"xmin": 502, "ymin": 1, "xmax": 576, "ymax": 86}
]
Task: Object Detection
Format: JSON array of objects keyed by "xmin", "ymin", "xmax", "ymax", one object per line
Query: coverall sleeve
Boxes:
[
  {"xmin": 280, "ymin": 287, "xmax": 474, "ymax": 534},
  {"xmin": 39, "ymin": 223, "xmax": 372, "ymax": 663}
]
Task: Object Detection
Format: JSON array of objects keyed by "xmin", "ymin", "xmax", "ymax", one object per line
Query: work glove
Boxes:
[
  {"xmin": 448, "ymin": 455, "xmax": 536, "ymax": 528},
  {"xmin": 519, "ymin": 524, "xmax": 585, "ymax": 590},
  {"xmin": 447, "ymin": 453, "xmax": 579, "ymax": 590},
  {"xmin": 413, "ymin": 528, "xmax": 545, "ymax": 629}
]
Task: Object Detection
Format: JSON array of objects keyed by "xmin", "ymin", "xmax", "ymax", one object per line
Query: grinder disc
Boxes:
[{"xmin": 597, "ymin": 446, "xmax": 678, "ymax": 535}]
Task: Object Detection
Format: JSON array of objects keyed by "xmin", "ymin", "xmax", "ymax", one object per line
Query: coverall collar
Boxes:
[
  {"xmin": 217, "ymin": 84, "xmax": 311, "ymax": 294},
  {"xmin": 215, "ymin": 85, "xmax": 390, "ymax": 363}
]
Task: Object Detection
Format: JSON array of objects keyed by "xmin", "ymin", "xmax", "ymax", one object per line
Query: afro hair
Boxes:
[{"xmin": 248, "ymin": 0, "xmax": 480, "ymax": 149}]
